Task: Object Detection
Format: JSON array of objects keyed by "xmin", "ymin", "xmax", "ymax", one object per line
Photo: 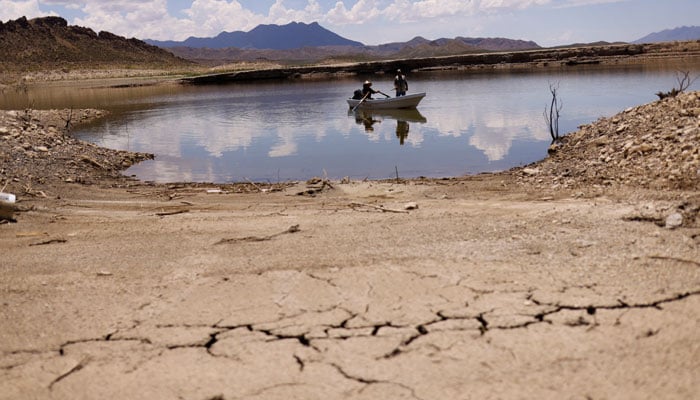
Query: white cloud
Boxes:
[
  {"xmin": 73, "ymin": 1, "xmax": 175, "ymax": 38},
  {"xmin": 377, "ymin": 0, "xmax": 553, "ymax": 23},
  {"xmin": 269, "ymin": 0, "xmax": 323, "ymax": 24},
  {"xmin": 0, "ymin": 0, "xmax": 50, "ymax": 21},
  {"xmin": 326, "ymin": 0, "xmax": 382, "ymax": 24},
  {"xmin": 184, "ymin": 0, "xmax": 261, "ymax": 32},
  {"xmin": 554, "ymin": 0, "xmax": 625, "ymax": 8}
]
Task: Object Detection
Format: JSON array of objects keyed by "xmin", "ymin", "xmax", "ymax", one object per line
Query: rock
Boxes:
[
  {"xmin": 665, "ymin": 213, "xmax": 683, "ymax": 229},
  {"xmin": 592, "ymin": 137, "xmax": 611, "ymax": 146}
]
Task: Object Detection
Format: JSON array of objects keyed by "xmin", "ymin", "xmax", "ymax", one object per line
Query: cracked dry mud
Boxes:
[
  {"xmin": 2, "ymin": 179, "xmax": 699, "ymax": 400},
  {"xmin": 1, "ymin": 94, "xmax": 700, "ymax": 399}
]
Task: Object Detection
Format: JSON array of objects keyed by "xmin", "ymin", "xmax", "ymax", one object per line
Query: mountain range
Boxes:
[
  {"xmin": 633, "ymin": 26, "xmax": 700, "ymax": 44},
  {"xmin": 147, "ymin": 21, "xmax": 541, "ymax": 64},
  {"xmin": 147, "ymin": 22, "xmax": 700, "ymax": 65},
  {"xmin": 147, "ymin": 21, "xmax": 540, "ymax": 52}
]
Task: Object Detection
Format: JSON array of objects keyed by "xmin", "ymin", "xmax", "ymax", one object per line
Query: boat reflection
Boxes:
[{"xmin": 349, "ymin": 109, "xmax": 427, "ymax": 145}]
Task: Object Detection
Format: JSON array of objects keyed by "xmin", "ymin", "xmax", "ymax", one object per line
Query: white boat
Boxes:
[{"xmin": 347, "ymin": 92, "xmax": 426, "ymax": 110}]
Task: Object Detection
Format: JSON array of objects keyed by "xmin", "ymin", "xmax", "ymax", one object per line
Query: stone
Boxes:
[
  {"xmin": 404, "ymin": 202, "xmax": 419, "ymax": 210},
  {"xmin": 665, "ymin": 213, "xmax": 683, "ymax": 229}
]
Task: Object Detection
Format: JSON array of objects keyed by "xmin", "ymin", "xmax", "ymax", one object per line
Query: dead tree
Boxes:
[
  {"xmin": 61, "ymin": 108, "xmax": 74, "ymax": 133},
  {"xmin": 656, "ymin": 70, "xmax": 697, "ymax": 99},
  {"xmin": 544, "ymin": 82, "xmax": 563, "ymax": 144}
]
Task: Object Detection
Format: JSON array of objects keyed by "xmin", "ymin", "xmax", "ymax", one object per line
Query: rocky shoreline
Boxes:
[
  {"xmin": 1, "ymin": 90, "xmax": 698, "ymax": 226},
  {"xmin": 0, "ymin": 109, "xmax": 153, "ymax": 197},
  {"xmin": 518, "ymin": 90, "xmax": 700, "ymax": 192}
]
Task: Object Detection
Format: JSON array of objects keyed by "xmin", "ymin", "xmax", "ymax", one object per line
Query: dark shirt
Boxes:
[
  {"xmin": 362, "ymin": 84, "xmax": 377, "ymax": 99},
  {"xmin": 395, "ymin": 75, "xmax": 408, "ymax": 91}
]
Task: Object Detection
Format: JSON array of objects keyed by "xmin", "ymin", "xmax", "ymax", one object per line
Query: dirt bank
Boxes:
[
  {"xmin": 1, "ymin": 91, "xmax": 699, "ymax": 399},
  {"xmin": 181, "ymin": 40, "xmax": 700, "ymax": 84}
]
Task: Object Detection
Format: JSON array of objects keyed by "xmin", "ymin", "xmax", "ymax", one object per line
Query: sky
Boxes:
[{"xmin": 0, "ymin": 0, "xmax": 698, "ymax": 47}]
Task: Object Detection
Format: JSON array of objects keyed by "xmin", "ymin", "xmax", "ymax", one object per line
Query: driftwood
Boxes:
[
  {"xmin": 349, "ymin": 202, "xmax": 409, "ymax": 214},
  {"xmin": 155, "ymin": 209, "xmax": 189, "ymax": 217},
  {"xmin": 215, "ymin": 224, "xmax": 300, "ymax": 245},
  {"xmin": 29, "ymin": 238, "xmax": 67, "ymax": 246}
]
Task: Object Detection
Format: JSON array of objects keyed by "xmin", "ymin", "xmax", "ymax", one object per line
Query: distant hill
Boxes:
[
  {"xmin": 146, "ymin": 21, "xmax": 363, "ymax": 50},
  {"xmin": 455, "ymin": 37, "xmax": 540, "ymax": 51},
  {"xmin": 634, "ymin": 26, "xmax": 700, "ymax": 43},
  {"xmin": 0, "ymin": 16, "xmax": 191, "ymax": 70},
  {"xmin": 365, "ymin": 36, "xmax": 539, "ymax": 57},
  {"xmin": 387, "ymin": 38, "xmax": 482, "ymax": 59}
]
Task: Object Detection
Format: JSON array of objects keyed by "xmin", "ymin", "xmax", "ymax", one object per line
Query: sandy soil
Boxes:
[{"xmin": 1, "ymin": 88, "xmax": 699, "ymax": 399}]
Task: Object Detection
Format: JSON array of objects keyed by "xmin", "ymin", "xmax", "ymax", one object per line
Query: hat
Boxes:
[
  {"xmin": 364, "ymin": 80, "xmax": 372, "ymax": 85},
  {"xmin": 397, "ymin": 69, "xmax": 402, "ymax": 73}
]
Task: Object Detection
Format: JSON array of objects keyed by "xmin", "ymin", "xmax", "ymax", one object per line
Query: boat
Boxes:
[{"xmin": 347, "ymin": 92, "xmax": 426, "ymax": 110}]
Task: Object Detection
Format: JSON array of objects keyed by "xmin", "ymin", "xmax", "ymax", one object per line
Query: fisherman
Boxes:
[
  {"xmin": 361, "ymin": 80, "xmax": 379, "ymax": 99},
  {"xmin": 394, "ymin": 69, "xmax": 408, "ymax": 97}
]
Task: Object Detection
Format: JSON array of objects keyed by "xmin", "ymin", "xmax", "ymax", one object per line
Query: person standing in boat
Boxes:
[{"xmin": 394, "ymin": 69, "xmax": 408, "ymax": 97}]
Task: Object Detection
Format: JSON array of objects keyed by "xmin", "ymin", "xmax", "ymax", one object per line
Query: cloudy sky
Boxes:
[{"xmin": 1, "ymin": 0, "xmax": 698, "ymax": 47}]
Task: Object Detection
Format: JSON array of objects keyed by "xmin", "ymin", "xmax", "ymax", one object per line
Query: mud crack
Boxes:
[
  {"xmin": 331, "ymin": 363, "xmax": 380, "ymax": 385},
  {"xmin": 48, "ymin": 357, "xmax": 90, "ymax": 390},
  {"xmin": 532, "ymin": 290, "xmax": 700, "ymax": 317}
]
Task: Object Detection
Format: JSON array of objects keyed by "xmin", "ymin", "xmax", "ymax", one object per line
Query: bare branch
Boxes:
[
  {"xmin": 544, "ymin": 82, "xmax": 563, "ymax": 143},
  {"xmin": 656, "ymin": 70, "xmax": 698, "ymax": 99}
]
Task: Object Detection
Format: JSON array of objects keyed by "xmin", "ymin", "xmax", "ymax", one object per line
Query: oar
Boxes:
[
  {"xmin": 352, "ymin": 91, "xmax": 371, "ymax": 112},
  {"xmin": 378, "ymin": 91, "xmax": 391, "ymax": 98}
]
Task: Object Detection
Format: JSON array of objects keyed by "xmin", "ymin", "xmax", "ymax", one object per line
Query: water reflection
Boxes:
[
  {"xmin": 350, "ymin": 109, "xmax": 427, "ymax": 145},
  {"xmin": 2, "ymin": 63, "xmax": 697, "ymax": 182},
  {"xmin": 466, "ymin": 106, "xmax": 550, "ymax": 162}
]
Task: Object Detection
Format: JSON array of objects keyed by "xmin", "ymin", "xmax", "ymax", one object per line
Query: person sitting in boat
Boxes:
[
  {"xmin": 361, "ymin": 80, "xmax": 379, "ymax": 99},
  {"xmin": 394, "ymin": 69, "xmax": 408, "ymax": 97}
]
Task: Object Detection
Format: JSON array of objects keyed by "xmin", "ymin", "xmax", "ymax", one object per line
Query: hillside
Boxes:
[
  {"xmin": 0, "ymin": 16, "xmax": 192, "ymax": 73},
  {"xmin": 372, "ymin": 36, "xmax": 539, "ymax": 59}
]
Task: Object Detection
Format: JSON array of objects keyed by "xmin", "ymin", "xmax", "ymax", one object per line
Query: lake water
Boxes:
[{"xmin": 3, "ymin": 63, "xmax": 698, "ymax": 182}]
